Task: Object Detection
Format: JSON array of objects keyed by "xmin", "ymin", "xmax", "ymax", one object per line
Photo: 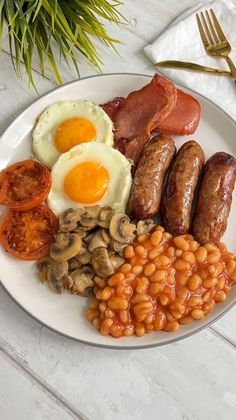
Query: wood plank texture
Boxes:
[
  {"xmin": 0, "ymin": 287, "xmax": 236, "ymax": 420},
  {"xmin": 0, "ymin": 350, "xmax": 78, "ymax": 420}
]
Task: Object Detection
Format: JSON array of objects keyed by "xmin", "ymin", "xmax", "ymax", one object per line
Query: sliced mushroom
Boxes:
[
  {"xmin": 109, "ymin": 213, "xmax": 136, "ymax": 244},
  {"xmin": 52, "ymin": 232, "xmax": 68, "ymax": 247},
  {"xmin": 91, "ymin": 247, "xmax": 115, "ymax": 277},
  {"xmin": 136, "ymin": 219, "xmax": 155, "ymax": 235},
  {"xmin": 75, "ymin": 244, "xmax": 91, "ymax": 265},
  {"xmin": 83, "ymin": 232, "xmax": 96, "ymax": 244},
  {"xmin": 68, "ymin": 257, "xmax": 82, "ymax": 271},
  {"xmin": 97, "ymin": 206, "xmax": 115, "ymax": 228},
  {"xmin": 109, "ymin": 239, "xmax": 127, "ymax": 256},
  {"xmin": 80, "ymin": 206, "xmax": 101, "ymax": 228},
  {"xmin": 52, "ymin": 260, "xmax": 68, "ymax": 278},
  {"xmin": 70, "ymin": 266, "xmax": 94, "ymax": 296},
  {"xmin": 48, "ymin": 273, "xmax": 73, "ymax": 294},
  {"xmin": 73, "ymin": 226, "xmax": 88, "ymax": 239},
  {"xmin": 37, "ymin": 257, "xmax": 54, "ymax": 283},
  {"xmin": 109, "ymin": 254, "xmax": 124, "ymax": 271},
  {"xmin": 88, "ymin": 229, "xmax": 110, "ymax": 253},
  {"xmin": 101, "ymin": 229, "xmax": 110, "ymax": 245},
  {"xmin": 59, "ymin": 208, "xmax": 85, "ymax": 232},
  {"xmin": 50, "ymin": 233, "xmax": 82, "ymax": 261},
  {"xmin": 46, "ymin": 261, "xmax": 72, "ymax": 293}
]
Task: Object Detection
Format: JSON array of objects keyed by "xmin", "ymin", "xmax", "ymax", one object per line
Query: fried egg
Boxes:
[
  {"xmin": 47, "ymin": 143, "xmax": 132, "ymax": 215},
  {"xmin": 33, "ymin": 101, "xmax": 114, "ymax": 168}
]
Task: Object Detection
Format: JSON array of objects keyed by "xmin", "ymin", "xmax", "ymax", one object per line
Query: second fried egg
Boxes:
[
  {"xmin": 33, "ymin": 101, "xmax": 114, "ymax": 168},
  {"xmin": 47, "ymin": 143, "xmax": 132, "ymax": 215}
]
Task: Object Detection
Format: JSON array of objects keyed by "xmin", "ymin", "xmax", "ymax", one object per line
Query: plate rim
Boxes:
[
  {"xmin": 1, "ymin": 277, "xmax": 236, "ymax": 350},
  {"xmin": 0, "ymin": 72, "xmax": 236, "ymax": 350}
]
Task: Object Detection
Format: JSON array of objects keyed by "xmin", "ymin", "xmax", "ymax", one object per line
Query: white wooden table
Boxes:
[{"xmin": 0, "ymin": 1, "xmax": 236, "ymax": 419}]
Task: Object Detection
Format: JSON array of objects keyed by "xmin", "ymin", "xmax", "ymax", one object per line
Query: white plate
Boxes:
[{"xmin": 0, "ymin": 73, "xmax": 236, "ymax": 349}]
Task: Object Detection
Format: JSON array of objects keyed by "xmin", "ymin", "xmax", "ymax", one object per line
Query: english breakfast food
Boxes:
[
  {"xmin": 192, "ymin": 152, "xmax": 236, "ymax": 244},
  {"xmin": 113, "ymin": 74, "xmax": 177, "ymax": 164},
  {"xmin": 0, "ymin": 205, "xmax": 58, "ymax": 260},
  {"xmin": 33, "ymin": 100, "xmax": 114, "ymax": 168},
  {"xmin": 87, "ymin": 227, "xmax": 236, "ymax": 337},
  {"xmin": 101, "ymin": 97, "xmax": 125, "ymax": 120},
  {"xmin": 155, "ymin": 89, "xmax": 201, "ymax": 136},
  {"xmin": 130, "ymin": 134, "xmax": 176, "ymax": 219},
  {"xmin": 102, "ymin": 76, "xmax": 201, "ymax": 165},
  {"xmin": 37, "ymin": 206, "xmax": 142, "ymax": 295},
  {"xmin": 161, "ymin": 141, "xmax": 205, "ymax": 235},
  {"xmin": 47, "ymin": 142, "xmax": 132, "ymax": 215},
  {"xmin": 0, "ymin": 159, "xmax": 51, "ymax": 210},
  {"xmin": 0, "ymin": 73, "xmax": 235, "ymax": 339}
]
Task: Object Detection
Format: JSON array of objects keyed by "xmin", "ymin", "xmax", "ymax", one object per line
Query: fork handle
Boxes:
[{"xmin": 224, "ymin": 56, "xmax": 236, "ymax": 80}]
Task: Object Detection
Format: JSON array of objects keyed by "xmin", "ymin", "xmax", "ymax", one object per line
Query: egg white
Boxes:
[
  {"xmin": 32, "ymin": 100, "xmax": 114, "ymax": 168},
  {"xmin": 47, "ymin": 143, "xmax": 132, "ymax": 215}
]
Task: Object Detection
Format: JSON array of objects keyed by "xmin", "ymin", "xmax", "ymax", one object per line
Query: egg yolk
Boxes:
[
  {"xmin": 54, "ymin": 117, "xmax": 96, "ymax": 153},
  {"xmin": 64, "ymin": 161, "xmax": 109, "ymax": 204}
]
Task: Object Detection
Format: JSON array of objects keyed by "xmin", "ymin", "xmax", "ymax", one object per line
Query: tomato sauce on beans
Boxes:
[{"xmin": 86, "ymin": 226, "xmax": 236, "ymax": 338}]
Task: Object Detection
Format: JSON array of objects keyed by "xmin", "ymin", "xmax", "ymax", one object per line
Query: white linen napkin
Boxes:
[{"xmin": 144, "ymin": 0, "xmax": 236, "ymax": 121}]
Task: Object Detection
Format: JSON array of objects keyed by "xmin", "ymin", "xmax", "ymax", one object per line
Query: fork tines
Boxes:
[{"xmin": 196, "ymin": 9, "xmax": 227, "ymax": 47}]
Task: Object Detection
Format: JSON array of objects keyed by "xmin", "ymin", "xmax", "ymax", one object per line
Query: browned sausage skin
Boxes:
[
  {"xmin": 130, "ymin": 134, "xmax": 176, "ymax": 219},
  {"xmin": 161, "ymin": 141, "xmax": 205, "ymax": 235},
  {"xmin": 192, "ymin": 152, "xmax": 236, "ymax": 244}
]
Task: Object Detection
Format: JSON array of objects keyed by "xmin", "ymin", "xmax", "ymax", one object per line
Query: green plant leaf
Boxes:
[{"xmin": 0, "ymin": 0, "xmax": 125, "ymax": 90}]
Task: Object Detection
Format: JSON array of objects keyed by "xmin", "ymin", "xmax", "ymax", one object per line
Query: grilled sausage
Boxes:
[
  {"xmin": 161, "ymin": 141, "xmax": 205, "ymax": 235},
  {"xmin": 192, "ymin": 152, "xmax": 236, "ymax": 244},
  {"xmin": 130, "ymin": 134, "xmax": 176, "ymax": 219}
]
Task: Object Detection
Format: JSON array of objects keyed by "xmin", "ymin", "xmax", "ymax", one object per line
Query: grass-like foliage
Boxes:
[{"xmin": 0, "ymin": 0, "xmax": 124, "ymax": 89}]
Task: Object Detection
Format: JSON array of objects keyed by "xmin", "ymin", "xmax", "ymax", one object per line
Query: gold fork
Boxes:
[{"xmin": 196, "ymin": 9, "xmax": 236, "ymax": 80}]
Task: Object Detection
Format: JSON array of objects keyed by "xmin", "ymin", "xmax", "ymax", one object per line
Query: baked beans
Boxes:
[{"xmin": 86, "ymin": 227, "xmax": 236, "ymax": 338}]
